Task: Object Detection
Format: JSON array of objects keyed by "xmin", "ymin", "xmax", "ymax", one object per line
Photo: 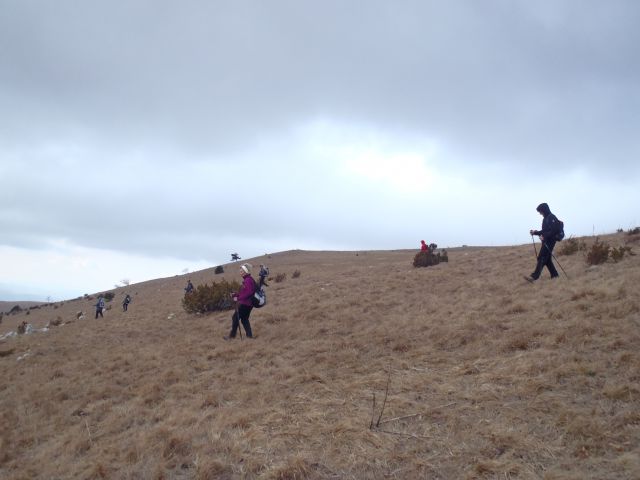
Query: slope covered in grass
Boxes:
[{"xmin": 1, "ymin": 234, "xmax": 639, "ymax": 479}]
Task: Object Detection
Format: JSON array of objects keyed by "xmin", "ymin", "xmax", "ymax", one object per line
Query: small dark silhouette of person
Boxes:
[
  {"xmin": 525, "ymin": 202, "xmax": 561, "ymax": 283},
  {"xmin": 95, "ymin": 296, "xmax": 105, "ymax": 319},
  {"xmin": 224, "ymin": 263, "xmax": 256, "ymax": 340},
  {"xmin": 122, "ymin": 294, "xmax": 131, "ymax": 312},
  {"xmin": 184, "ymin": 280, "xmax": 194, "ymax": 294},
  {"xmin": 420, "ymin": 240, "xmax": 428, "ymax": 252},
  {"xmin": 258, "ymin": 264, "xmax": 270, "ymax": 288}
]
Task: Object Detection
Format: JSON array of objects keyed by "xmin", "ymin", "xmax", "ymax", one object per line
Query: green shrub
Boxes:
[
  {"xmin": 627, "ymin": 227, "xmax": 640, "ymax": 235},
  {"xmin": 557, "ymin": 237, "xmax": 585, "ymax": 256},
  {"xmin": 413, "ymin": 250, "xmax": 440, "ymax": 268},
  {"xmin": 586, "ymin": 238, "xmax": 610, "ymax": 265},
  {"xmin": 292, "ymin": 270, "xmax": 301, "ymax": 279},
  {"xmin": 610, "ymin": 246, "xmax": 634, "ymax": 263},
  {"xmin": 102, "ymin": 292, "xmax": 115, "ymax": 302},
  {"xmin": 182, "ymin": 279, "xmax": 240, "ymax": 314},
  {"xmin": 414, "ymin": 242, "xmax": 447, "ymax": 267},
  {"xmin": 214, "ymin": 265, "xmax": 224, "ymax": 274},
  {"xmin": 274, "ymin": 273, "xmax": 287, "ymax": 283}
]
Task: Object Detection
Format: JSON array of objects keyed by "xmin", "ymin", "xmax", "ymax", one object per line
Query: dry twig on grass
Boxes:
[{"xmin": 369, "ymin": 364, "xmax": 392, "ymax": 429}]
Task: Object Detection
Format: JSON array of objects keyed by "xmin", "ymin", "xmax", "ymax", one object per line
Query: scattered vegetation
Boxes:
[
  {"xmin": 9, "ymin": 305, "xmax": 21, "ymax": 314},
  {"xmin": 102, "ymin": 292, "xmax": 115, "ymax": 302},
  {"xmin": 292, "ymin": 270, "xmax": 301, "ymax": 279},
  {"xmin": 611, "ymin": 245, "xmax": 634, "ymax": 263},
  {"xmin": 557, "ymin": 236, "xmax": 586, "ymax": 256},
  {"xmin": 628, "ymin": 226, "xmax": 640, "ymax": 235},
  {"xmin": 231, "ymin": 253, "xmax": 241, "ymax": 261},
  {"xmin": 182, "ymin": 279, "xmax": 240, "ymax": 314},
  {"xmin": 49, "ymin": 317, "xmax": 63, "ymax": 327},
  {"xmin": 214, "ymin": 265, "xmax": 224, "ymax": 274},
  {"xmin": 274, "ymin": 273, "xmax": 287, "ymax": 283},
  {"xmin": 586, "ymin": 238, "xmax": 610, "ymax": 265}
]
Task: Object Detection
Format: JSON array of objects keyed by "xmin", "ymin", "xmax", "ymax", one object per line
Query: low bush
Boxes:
[
  {"xmin": 557, "ymin": 237, "xmax": 585, "ymax": 256},
  {"xmin": 274, "ymin": 273, "xmax": 287, "ymax": 283},
  {"xmin": 586, "ymin": 238, "xmax": 610, "ymax": 265},
  {"xmin": 214, "ymin": 265, "xmax": 224, "ymax": 274},
  {"xmin": 610, "ymin": 246, "xmax": 634, "ymax": 263},
  {"xmin": 413, "ymin": 243, "xmax": 446, "ymax": 268},
  {"xmin": 292, "ymin": 270, "xmax": 301, "ymax": 278},
  {"xmin": 102, "ymin": 292, "xmax": 115, "ymax": 302},
  {"xmin": 628, "ymin": 227, "xmax": 640, "ymax": 235},
  {"xmin": 9, "ymin": 305, "xmax": 21, "ymax": 314},
  {"xmin": 182, "ymin": 279, "xmax": 240, "ymax": 314}
]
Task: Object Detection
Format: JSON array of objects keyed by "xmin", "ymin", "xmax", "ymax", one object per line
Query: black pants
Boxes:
[
  {"xmin": 123, "ymin": 303, "xmax": 128, "ymax": 311},
  {"xmin": 95, "ymin": 307, "xmax": 103, "ymax": 319},
  {"xmin": 531, "ymin": 240, "xmax": 559, "ymax": 279},
  {"xmin": 230, "ymin": 304, "xmax": 253, "ymax": 338}
]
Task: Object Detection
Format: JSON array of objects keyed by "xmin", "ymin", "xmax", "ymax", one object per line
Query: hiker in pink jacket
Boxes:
[{"xmin": 224, "ymin": 263, "xmax": 256, "ymax": 340}]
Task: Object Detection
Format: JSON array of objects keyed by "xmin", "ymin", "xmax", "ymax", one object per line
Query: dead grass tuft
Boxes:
[{"xmin": 268, "ymin": 456, "xmax": 313, "ymax": 480}]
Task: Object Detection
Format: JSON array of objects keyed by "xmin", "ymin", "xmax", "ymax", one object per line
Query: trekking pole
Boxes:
[
  {"xmin": 235, "ymin": 302, "xmax": 243, "ymax": 340},
  {"xmin": 544, "ymin": 242, "xmax": 570, "ymax": 280},
  {"xmin": 531, "ymin": 234, "xmax": 538, "ymax": 258}
]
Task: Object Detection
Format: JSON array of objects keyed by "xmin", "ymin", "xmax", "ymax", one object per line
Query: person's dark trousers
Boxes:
[
  {"xmin": 95, "ymin": 308, "xmax": 103, "ymax": 319},
  {"xmin": 230, "ymin": 304, "xmax": 253, "ymax": 338},
  {"xmin": 123, "ymin": 304, "xmax": 128, "ymax": 312},
  {"xmin": 531, "ymin": 240, "xmax": 559, "ymax": 279}
]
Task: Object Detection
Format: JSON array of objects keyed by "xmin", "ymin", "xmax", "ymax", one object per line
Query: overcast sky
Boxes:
[{"xmin": 1, "ymin": 1, "xmax": 639, "ymax": 301}]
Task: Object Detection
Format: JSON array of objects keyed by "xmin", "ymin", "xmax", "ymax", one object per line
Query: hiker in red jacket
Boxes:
[
  {"xmin": 224, "ymin": 263, "xmax": 256, "ymax": 340},
  {"xmin": 420, "ymin": 240, "xmax": 428, "ymax": 252}
]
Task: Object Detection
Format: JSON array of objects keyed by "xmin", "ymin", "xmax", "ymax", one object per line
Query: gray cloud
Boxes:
[
  {"xmin": 2, "ymin": 1, "xmax": 639, "ymax": 169},
  {"xmin": 2, "ymin": 0, "xmax": 639, "ymax": 293}
]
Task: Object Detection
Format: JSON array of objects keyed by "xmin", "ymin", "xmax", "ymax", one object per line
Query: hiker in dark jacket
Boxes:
[
  {"xmin": 258, "ymin": 264, "xmax": 269, "ymax": 288},
  {"xmin": 224, "ymin": 263, "xmax": 256, "ymax": 340},
  {"xmin": 95, "ymin": 296, "xmax": 105, "ymax": 319},
  {"xmin": 525, "ymin": 202, "xmax": 560, "ymax": 282},
  {"xmin": 122, "ymin": 294, "xmax": 131, "ymax": 312}
]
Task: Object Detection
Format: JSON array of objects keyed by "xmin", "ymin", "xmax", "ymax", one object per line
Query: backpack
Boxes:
[
  {"xmin": 252, "ymin": 287, "xmax": 266, "ymax": 308},
  {"xmin": 555, "ymin": 219, "xmax": 565, "ymax": 241}
]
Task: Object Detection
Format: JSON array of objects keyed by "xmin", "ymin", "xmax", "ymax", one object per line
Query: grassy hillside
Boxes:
[{"xmin": 1, "ymin": 234, "xmax": 639, "ymax": 479}]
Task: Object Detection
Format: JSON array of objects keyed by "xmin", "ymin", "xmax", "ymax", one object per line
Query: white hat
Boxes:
[{"xmin": 240, "ymin": 263, "xmax": 251, "ymax": 274}]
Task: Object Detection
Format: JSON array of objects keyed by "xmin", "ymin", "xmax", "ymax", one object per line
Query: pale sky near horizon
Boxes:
[{"xmin": 1, "ymin": 1, "xmax": 639, "ymax": 301}]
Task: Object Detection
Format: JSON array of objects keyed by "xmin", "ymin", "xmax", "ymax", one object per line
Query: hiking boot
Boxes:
[
  {"xmin": 223, "ymin": 335, "xmax": 235, "ymax": 341},
  {"xmin": 523, "ymin": 275, "xmax": 536, "ymax": 284}
]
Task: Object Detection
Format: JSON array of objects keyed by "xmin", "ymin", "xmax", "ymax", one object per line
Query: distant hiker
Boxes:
[
  {"xmin": 420, "ymin": 240, "xmax": 428, "ymax": 252},
  {"xmin": 525, "ymin": 202, "xmax": 561, "ymax": 282},
  {"xmin": 184, "ymin": 280, "xmax": 194, "ymax": 294},
  {"xmin": 258, "ymin": 264, "xmax": 270, "ymax": 288},
  {"xmin": 224, "ymin": 263, "xmax": 256, "ymax": 340},
  {"xmin": 122, "ymin": 294, "xmax": 131, "ymax": 312},
  {"xmin": 95, "ymin": 296, "xmax": 105, "ymax": 319}
]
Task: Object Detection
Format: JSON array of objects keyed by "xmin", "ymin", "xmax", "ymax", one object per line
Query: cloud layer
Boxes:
[{"xmin": 2, "ymin": 1, "xmax": 639, "ymax": 298}]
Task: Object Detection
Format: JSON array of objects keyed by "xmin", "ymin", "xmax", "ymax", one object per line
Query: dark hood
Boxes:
[{"xmin": 536, "ymin": 203, "xmax": 551, "ymax": 216}]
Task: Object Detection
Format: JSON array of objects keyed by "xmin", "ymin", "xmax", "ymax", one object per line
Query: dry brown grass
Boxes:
[{"xmin": 1, "ymin": 234, "xmax": 639, "ymax": 479}]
